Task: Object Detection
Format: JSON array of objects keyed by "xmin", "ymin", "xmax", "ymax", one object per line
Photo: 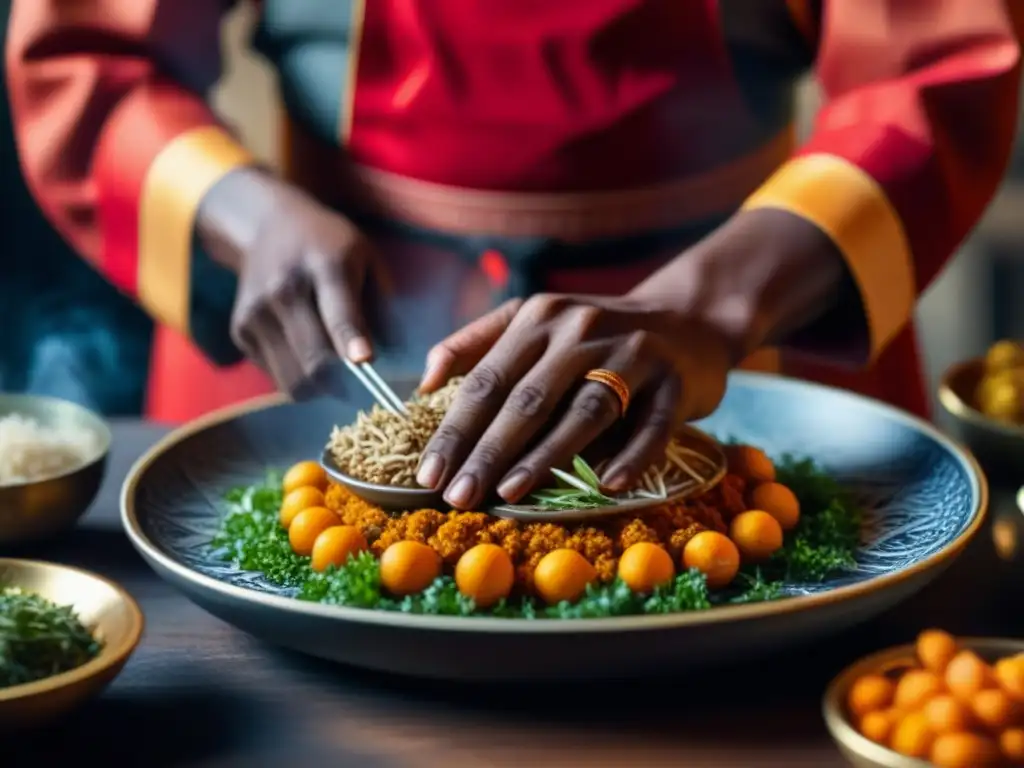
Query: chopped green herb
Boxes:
[
  {"xmin": 301, "ymin": 551, "xmax": 389, "ymax": 608},
  {"xmin": 643, "ymin": 568, "xmax": 712, "ymax": 613},
  {"xmin": 545, "ymin": 579, "xmax": 643, "ymax": 619},
  {"xmin": 398, "ymin": 577, "xmax": 478, "ymax": 617},
  {"xmin": 210, "ymin": 476, "xmax": 309, "ymax": 586},
  {"xmin": 730, "ymin": 569, "xmax": 786, "ymax": 604},
  {"xmin": 0, "ymin": 587, "xmax": 102, "ymax": 688},
  {"xmin": 773, "ymin": 456, "xmax": 862, "ymax": 582}
]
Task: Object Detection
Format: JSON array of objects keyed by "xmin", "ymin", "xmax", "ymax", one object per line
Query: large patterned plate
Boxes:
[{"xmin": 121, "ymin": 372, "xmax": 986, "ymax": 681}]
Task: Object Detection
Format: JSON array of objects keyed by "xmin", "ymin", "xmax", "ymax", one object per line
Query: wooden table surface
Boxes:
[{"xmin": 7, "ymin": 421, "xmax": 1024, "ymax": 768}]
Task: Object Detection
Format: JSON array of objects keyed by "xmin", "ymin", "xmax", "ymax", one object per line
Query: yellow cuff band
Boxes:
[
  {"xmin": 742, "ymin": 153, "xmax": 916, "ymax": 363},
  {"xmin": 138, "ymin": 126, "xmax": 255, "ymax": 333}
]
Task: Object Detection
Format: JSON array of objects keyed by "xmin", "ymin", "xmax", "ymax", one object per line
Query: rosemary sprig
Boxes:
[
  {"xmin": 526, "ymin": 437, "xmax": 715, "ymax": 510},
  {"xmin": 572, "ymin": 455, "xmax": 602, "ymax": 490},
  {"xmin": 530, "ymin": 456, "xmax": 614, "ymax": 510}
]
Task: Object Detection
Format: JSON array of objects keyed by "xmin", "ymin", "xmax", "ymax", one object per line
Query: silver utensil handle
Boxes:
[{"xmin": 343, "ymin": 359, "xmax": 409, "ymax": 417}]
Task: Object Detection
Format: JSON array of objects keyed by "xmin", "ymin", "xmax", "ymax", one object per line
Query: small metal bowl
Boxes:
[
  {"xmin": 321, "ymin": 447, "xmax": 444, "ymax": 510},
  {"xmin": 0, "ymin": 558, "xmax": 144, "ymax": 729},
  {"xmin": 822, "ymin": 636, "xmax": 1024, "ymax": 767},
  {"xmin": 0, "ymin": 394, "xmax": 111, "ymax": 545},
  {"xmin": 936, "ymin": 356, "xmax": 1024, "ymax": 481}
]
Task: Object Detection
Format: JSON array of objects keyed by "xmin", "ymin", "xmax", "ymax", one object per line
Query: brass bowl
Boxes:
[
  {"xmin": 0, "ymin": 394, "xmax": 111, "ymax": 544},
  {"xmin": 936, "ymin": 357, "xmax": 1024, "ymax": 481},
  {"xmin": 0, "ymin": 558, "xmax": 143, "ymax": 728},
  {"xmin": 822, "ymin": 636, "xmax": 1024, "ymax": 767}
]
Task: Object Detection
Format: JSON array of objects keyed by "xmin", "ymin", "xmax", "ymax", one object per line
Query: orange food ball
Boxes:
[
  {"xmin": 859, "ymin": 708, "xmax": 900, "ymax": 746},
  {"xmin": 891, "ymin": 712, "xmax": 935, "ymax": 758},
  {"xmin": 930, "ymin": 732, "xmax": 1002, "ymax": 768},
  {"xmin": 917, "ymin": 629, "xmax": 959, "ymax": 674},
  {"xmin": 995, "ymin": 656, "xmax": 1024, "ymax": 701},
  {"xmin": 617, "ymin": 542, "xmax": 675, "ymax": 594},
  {"xmin": 681, "ymin": 531, "xmax": 740, "ymax": 589},
  {"xmin": 288, "ymin": 506, "xmax": 341, "ymax": 556},
  {"xmin": 379, "ymin": 541, "xmax": 441, "ymax": 596},
  {"xmin": 970, "ymin": 688, "xmax": 1018, "ymax": 731},
  {"xmin": 999, "ymin": 727, "xmax": 1024, "ymax": 762},
  {"xmin": 894, "ymin": 669, "xmax": 945, "ymax": 710},
  {"xmin": 279, "ymin": 486, "xmax": 326, "ymax": 529},
  {"xmin": 946, "ymin": 650, "xmax": 994, "ymax": 701},
  {"xmin": 923, "ymin": 695, "xmax": 974, "ymax": 735},
  {"xmin": 747, "ymin": 482, "xmax": 801, "ymax": 530},
  {"xmin": 310, "ymin": 525, "xmax": 367, "ymax": 572},
  {"xmin": 729, "ymin": 510, "xmax": 784, "ymax": 563},
  {"xmin": 455, "ymin": 544, "xmax": 515, "ymax": 608},
  {"xmin": 283, "ymin": 460, "xmax": 328, "ymax": 494},
  {"xmin": 533, "ymin": 549, "xmax": 597, "ymax": 605},
  {"xmin": 725, "ymin": 445, "xmax": 776, "ymax": 483},
  {"xmin": 847, "ymin": 674, "xmax": 897, "ymax": 718}
]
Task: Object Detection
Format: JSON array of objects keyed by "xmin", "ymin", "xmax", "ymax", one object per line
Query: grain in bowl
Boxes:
[
  {"xmin": 0, "ymin": 414, "xmax": 101, "ymax": 485},
  {"xmin": 325, "ymin": 378, "xmax": 461, "ymax": 487}
]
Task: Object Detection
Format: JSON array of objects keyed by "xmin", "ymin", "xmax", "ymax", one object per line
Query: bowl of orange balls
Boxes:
[
  {"xmin": 938, "ymin": 340, "xmax": 1024, "ymax": 480},
  {"xmin": 824, "ymin": 630, "xmax": 1024, "ymax": 767}
]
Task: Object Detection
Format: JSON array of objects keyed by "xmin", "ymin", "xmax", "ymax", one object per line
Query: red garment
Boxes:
[{"xmin": 5, "ymin": 1, "xmax": 1022, "ymax": 423}]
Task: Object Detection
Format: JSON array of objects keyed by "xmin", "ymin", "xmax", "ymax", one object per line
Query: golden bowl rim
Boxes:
[
  {"xmin": 821, "ymin": 636, "xmax": 1024, "ymax": 768},
  {"xmin": 936, "ymin": 356, "xmax": 1024, "ymax": 438},
  {"xmin": 0, "ymin": 393, "xmax": 112, "ymax": 489},
  {"xmin": 121, "ymin": 372, "xmax": 989, "ymax": 634},
  {"xmin": 0, "ymin": 558, "xmax": 144, "ymax": 702}
]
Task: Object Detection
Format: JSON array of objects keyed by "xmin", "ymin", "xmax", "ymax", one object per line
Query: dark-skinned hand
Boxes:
[
  {"xmin": 414, "ymin": 295, "xmax": 735, "ymax": 509},
  {"xmin": 415, "ymin": 209, "xmax": 848, "ymax": 510},
  {"xmin": 196, "ymin": 167, "xmax": 378, "ymax": 398}
]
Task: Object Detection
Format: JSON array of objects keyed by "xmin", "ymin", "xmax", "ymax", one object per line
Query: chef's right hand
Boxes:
[{"xmin": 196, "ymin": 167, "xmax": 377, "ymax": 398}]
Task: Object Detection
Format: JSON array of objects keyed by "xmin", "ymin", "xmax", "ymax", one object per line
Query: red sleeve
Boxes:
[
  {"xmin": 6, "ymin": 0, "xmax": 254, "ymax": 354},
  {"xmin": 746, "ymin": 0, "xmax": 1022, "ymax": 363}
]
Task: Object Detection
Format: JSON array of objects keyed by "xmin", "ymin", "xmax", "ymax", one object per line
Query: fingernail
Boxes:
[
  {"xmin": 417, "ymin": 366, "xmax": 436, "ymax": 393},
  {"xmin": 347, "ymin": 337, "xmax": 372, "ymax": 363},
  {"xmin": 416, "ymin": 453, "xmax": 445, "ymax": 489},
  {"xmin": 418, "ymin": 352, "xmax": 442, "ymax": 392},
  {"xmin": 602, "ymin": 470, "xmax": 630, "ymax": 493},
  {"xmin": 445, "ymin": 474, "xmax": 478, "ymax": 509},
  {"xmin": 497, "ymin": 469, "xmax": 531, "ymax": 502}
]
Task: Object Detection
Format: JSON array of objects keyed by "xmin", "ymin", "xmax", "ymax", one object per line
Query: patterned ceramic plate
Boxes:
[{"xmin": 121, "ymin": 372, "xmax": 986, "ymax": 681}]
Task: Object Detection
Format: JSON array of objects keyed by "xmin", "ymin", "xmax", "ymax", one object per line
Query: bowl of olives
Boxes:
[{"xmin": 937, "ymin": 340, "xmax": 1024, "ymax": 481}]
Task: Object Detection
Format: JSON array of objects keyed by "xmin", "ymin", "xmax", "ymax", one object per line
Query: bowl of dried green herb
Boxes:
[{"xmin": 0, "ymin": 558, "xmax": 143, "ymax": 728}]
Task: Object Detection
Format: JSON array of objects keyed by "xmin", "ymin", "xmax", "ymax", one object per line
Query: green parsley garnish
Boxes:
[
  {"xmin": 729, "ymin": 569, "xmax": 785, "ymax": 604},
  {"xmin": 0, "ymin": 587, "xmax": 103, "ymax": 688},
  {"xmin": 209, "ymin": 474, "xmax": 310, "ymax": 586},
  {"xmin": 772, "ymin": 456, "xmax": 862, "ymax": 582}
]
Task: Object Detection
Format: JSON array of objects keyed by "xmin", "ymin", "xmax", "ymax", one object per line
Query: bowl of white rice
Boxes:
[{"xmin": 0, "ymin": 395, "xmax": 110, "ymax": 544}]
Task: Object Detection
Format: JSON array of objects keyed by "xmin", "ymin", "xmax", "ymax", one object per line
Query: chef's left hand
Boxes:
[{"xmin": 414, "ymin": 293, "xmax": 738, "ymax": 509}]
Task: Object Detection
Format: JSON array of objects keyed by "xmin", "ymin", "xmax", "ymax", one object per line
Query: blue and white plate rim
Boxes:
[{"xmin": 120, "ymin": 371, "xmax": 989, "ymax": 634}]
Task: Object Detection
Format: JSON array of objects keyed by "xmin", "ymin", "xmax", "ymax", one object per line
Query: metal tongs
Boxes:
[{"xmin": 344, "ymin": 359, "xmax": 409, "ymax": 417}]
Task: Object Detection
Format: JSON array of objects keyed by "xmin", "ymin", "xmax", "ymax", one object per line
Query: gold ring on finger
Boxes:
[{"xmin": 583, "ymin": 368, "xmax": 631, "ymax": 418}]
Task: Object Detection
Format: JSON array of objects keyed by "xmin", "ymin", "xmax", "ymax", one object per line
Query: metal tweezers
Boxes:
[{"xmin": 344, "ymin": 359, "xmax": 410, "ymax": 417}]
